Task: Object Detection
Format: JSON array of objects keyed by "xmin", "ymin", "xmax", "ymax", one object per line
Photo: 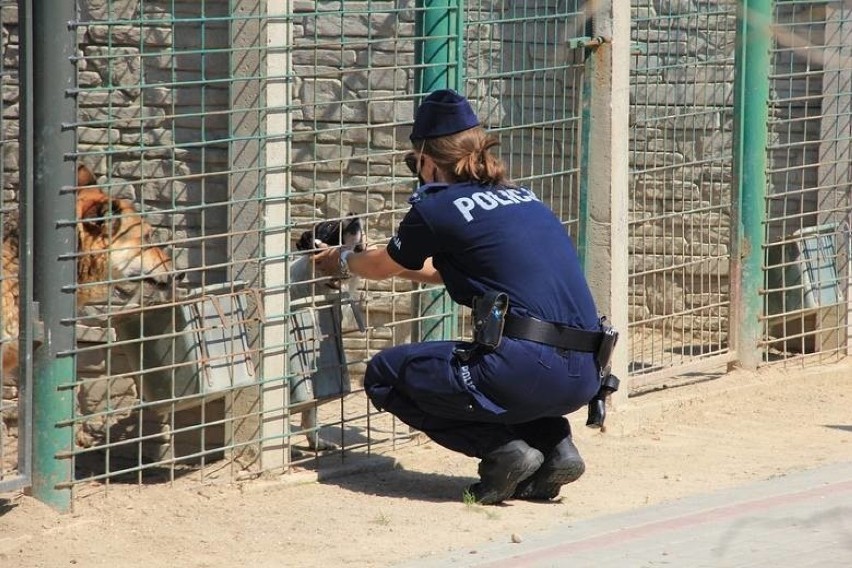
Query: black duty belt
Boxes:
[{"xmin": 503, "ymin": 314, "xmax": 603, "ymax": 353}]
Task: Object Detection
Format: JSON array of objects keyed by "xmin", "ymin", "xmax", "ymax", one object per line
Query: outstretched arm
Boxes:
[
  {"xmin": 398, "ymin": 257, "xmax": 442, "ymax": 285},
  {"xmin": 314, "ymin": 246, "xmax": 442, "ymax": 285}
]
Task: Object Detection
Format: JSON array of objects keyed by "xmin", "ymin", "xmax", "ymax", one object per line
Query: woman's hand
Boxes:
[{"xmin": 312, "ymin": 243, "xmax": 343, "ymax": 276}]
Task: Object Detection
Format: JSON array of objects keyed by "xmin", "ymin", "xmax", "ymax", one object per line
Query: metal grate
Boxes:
[
  {"xmin": 464, "ymin": 1, "xmax": 589, "ymax": 239},
  {"xmin": 16, "ymin": 0, "xmax": 848, "ymax": 501},
  {"xmin": 762, "ymin": 0, "xmax": 852, "ymax": 363},
  {"xmin": 68, "ymin": 0, "xmax": 257, "ymax": 488},
  {"xmin": 627, "ymin": 0, "xmax": 738, "ymax": 391},
  {"xmin": 50, "ymin": 0, "xmax": 596, "ymax": 492}
]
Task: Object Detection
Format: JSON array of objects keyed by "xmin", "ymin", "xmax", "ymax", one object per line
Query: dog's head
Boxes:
[
  {"xmin": 76, "ymin": 164, "xmax": 181, "ymax": 306},
  {"xmin": 296, "ymin": 215, "xmax": 365, "ymax": 254},
  {"xmin": 296, "ymin": 214, "xmax": 364, "ymax": 289}
]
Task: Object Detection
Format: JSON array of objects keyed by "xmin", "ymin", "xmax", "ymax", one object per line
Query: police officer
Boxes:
[{"xmin": 315, "ymin": 89, "xmax": 603, "ymax": 505}]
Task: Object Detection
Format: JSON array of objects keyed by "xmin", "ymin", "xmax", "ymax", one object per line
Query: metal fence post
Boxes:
[
  {"xmin": 731, "ymin": 0, "xmax": 774, "ymax": 370},
  {"xmin": 584, "ymin": 1, "xmax": 631, "ymax": 403},
  {"xmin": 417, "ymin": 0, "xmax": 462, "ymax": 91},
  {"xmin": 414, "ymin": 0, "xmax": 463, "ymax": 342},
  {"xmin": 261, "ymin": 0, "xmax": 293, "ymax": 471},
  {"xmin": 30, "ymin": 0, "xmax": 77, "ymax": 511}
]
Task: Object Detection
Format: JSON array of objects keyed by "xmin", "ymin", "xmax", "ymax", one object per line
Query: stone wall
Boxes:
[
  {"xmin": 628, "ymin": 0, "xmax": 738, "ymax": 349},
  {"xmin": 629, "ymin": 0, "xmax": 851, "ymax": 359},
  {"xmin": 0, "ymin": 2, "xmax": 20, "ymax": 468},
  {"xmin": 284, "ymin": 2, "xmax": 421, "ymax": 375},
  {"xmin": 0, "ymin": 0, "xmax": 248, "ymax": 453},
  {"xmin": 285, "ymin": 2, "xmax": 588, "ymax": 376},
  {"xmin": 78, "ymin": 0, "xmax": 232, "ymax": 287}
]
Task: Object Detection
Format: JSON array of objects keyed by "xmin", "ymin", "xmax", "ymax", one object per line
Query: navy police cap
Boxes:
[{"xmin": 410, "ymin": 89, "xmax": 480, "ymax": 141}]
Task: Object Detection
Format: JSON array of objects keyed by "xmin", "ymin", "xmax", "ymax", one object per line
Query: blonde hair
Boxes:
[{"xmin": 416, "ymin": 126, "xmax": 512, "ymax": 187}]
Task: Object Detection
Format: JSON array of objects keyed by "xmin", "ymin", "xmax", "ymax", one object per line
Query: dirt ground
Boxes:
[{"xmin": 2, "ymin": 361, "xmax": 851, "ymax": 568}]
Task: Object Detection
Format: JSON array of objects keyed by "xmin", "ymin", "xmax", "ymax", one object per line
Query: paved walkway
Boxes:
[{"xmin": 400, "ymin": 461, "xmax": 852, "ymax": 567}]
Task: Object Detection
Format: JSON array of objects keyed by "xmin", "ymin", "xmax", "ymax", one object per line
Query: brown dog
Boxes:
[{"xmin": 1, "ymin": 164, "xmax": 178, "ymax": 374}]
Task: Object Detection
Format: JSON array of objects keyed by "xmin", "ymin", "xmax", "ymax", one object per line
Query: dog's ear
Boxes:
[
  {"xmin": 78, "ymin": 188, "xmax": 122, "ymax": 237},
  {"xmin": 295, "ymin": 230, "xmax": 316, "ymax": 252},
  {"xmin": 341, "ymin": 215, "xmax": 365, "ymax": 252},
  {"xmin": 312, "ymin": 219, "xmax": 343, "ymax": 246},
  {"xmin": 77, "ymin": 164, "xmax": 97, "ymax": 188}
]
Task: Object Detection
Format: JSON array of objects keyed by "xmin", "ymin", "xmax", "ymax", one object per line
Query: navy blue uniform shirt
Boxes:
[{"xmin": 386, "ymin": 181, "xmax": 599, "ymax": 331}]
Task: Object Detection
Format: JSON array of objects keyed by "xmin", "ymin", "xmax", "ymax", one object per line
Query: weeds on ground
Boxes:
[
  {"xmin": 462, "ymin": 489, "xmax": 500, "ymax": 519},
  {"xmin": 370, "ymin": 511, "xmax": 392, "ymax": 526}
]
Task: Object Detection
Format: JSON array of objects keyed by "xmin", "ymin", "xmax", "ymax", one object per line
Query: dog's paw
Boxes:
[{"xmin": 305, "ymin": 433, "xmax": 339, "ymax": 452}]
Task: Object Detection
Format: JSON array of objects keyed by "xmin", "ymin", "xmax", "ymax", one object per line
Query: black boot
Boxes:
[
  {"xmin": 468, "ymin": 440, "xmax": 544, "ymax": 505},
  {"xmin": 513, "ymin": 436, "xmax": 585, "ymax": 501}
]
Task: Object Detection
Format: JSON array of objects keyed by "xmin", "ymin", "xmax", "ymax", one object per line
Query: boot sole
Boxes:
[{"xmin": 513, "ymin": 458, "xmax": 585, "ymax": 501}]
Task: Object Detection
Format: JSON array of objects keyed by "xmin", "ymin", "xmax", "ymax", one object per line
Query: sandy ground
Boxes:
[{"xmin": 2, "ymin": 361, "xmax": 851, "ymax": 568}]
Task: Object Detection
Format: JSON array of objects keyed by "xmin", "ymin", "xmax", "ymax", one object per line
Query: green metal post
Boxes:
[
  {"xmin": 732, "ymin": 0, "xmax": 774, "ymax": 369},
  {"xmin": 577, "ymin": 48, "xmax": 595, "ymax": 271},
  {"xmin": 30, "ymin": 0, "xmax": 78, "ymax": 511},
  {"xmin": 415, "ymin": 0, "xmax": 463, "ymax": 341},
  {"xmin": 417, "ymin": 0, "xmax": 462, "ymax": 92}
]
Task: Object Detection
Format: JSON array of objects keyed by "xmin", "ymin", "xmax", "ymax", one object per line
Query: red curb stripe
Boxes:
[{"xmin": 481, "ymin": 477, "xmax": 852, "ymax": 567}]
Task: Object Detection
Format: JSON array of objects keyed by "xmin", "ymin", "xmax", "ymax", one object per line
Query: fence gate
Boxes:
[
  {"xmin": 628, "ymin": 0, "xmax": 852, "ymax": 389},
  {"xmin": 627, "ymin": 0, "xmax": 738, "ymax": 392},
  {"xmin": 761, "ymin": 0, "xmax": 852, "ymax": 363}
]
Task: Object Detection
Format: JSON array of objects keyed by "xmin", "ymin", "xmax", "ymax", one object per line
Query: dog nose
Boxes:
[{"xmin": 143, "ymin": 269, "xmax": 184, "ymax": 289}]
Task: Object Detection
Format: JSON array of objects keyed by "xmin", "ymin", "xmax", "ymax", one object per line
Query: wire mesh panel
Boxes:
[
  {"xmin": 464, "ymin": 1, "xmax": 588, "ymax": 238},
  {"xmin": 459, "ymin": 1, "xmax": 589, "ymax": 341},
  {"xmin": 628, "ymin": 0, "xmax": 738, "ymax": 391},
  {"xmin": 68, "ymin": 0, "xmax": 264, "ymax": 488},
  {"xmin": 762, "ymin": 0, "xmax": 852, "ymax": 363},
  {"xmin": 263, "ymin": 0, "xmax": 424, "ymax": 473}
]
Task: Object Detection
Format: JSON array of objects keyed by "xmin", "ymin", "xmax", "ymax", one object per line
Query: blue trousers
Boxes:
[{"xmin": 364, "ymin": 338, "xmax": 601, "ymax": 458}]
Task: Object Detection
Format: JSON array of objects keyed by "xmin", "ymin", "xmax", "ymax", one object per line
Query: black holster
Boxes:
[
  {"xmin": 586, "ymin": 373, "xmax": 620, "ymax": 429},
  {"xmin": 472, "ymin": 291, "xmax": 509, "ymax": 351},
  {"xmin": 455, "ymin": 291, "xmax": 509, "ymax": 363},
  {"xmin": 595, "ymin": 317, "xmax": 619, "ymax": 378},
  {"xmin": 587, "ymin": 317, "xmax": 620, "ymax": 429}
]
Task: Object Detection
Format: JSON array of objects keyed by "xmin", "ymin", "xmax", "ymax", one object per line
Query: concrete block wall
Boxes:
[
  {"xmin": 628, "ymin": 0, "xmax": 738, "ymax": 345},
  {"xmin": 0, "ymin": 3, "xmax": 20, "ymax": 453},
  {"xmin": 286, "ymin": 1, "xmax": 588, "ymax": 357}
]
